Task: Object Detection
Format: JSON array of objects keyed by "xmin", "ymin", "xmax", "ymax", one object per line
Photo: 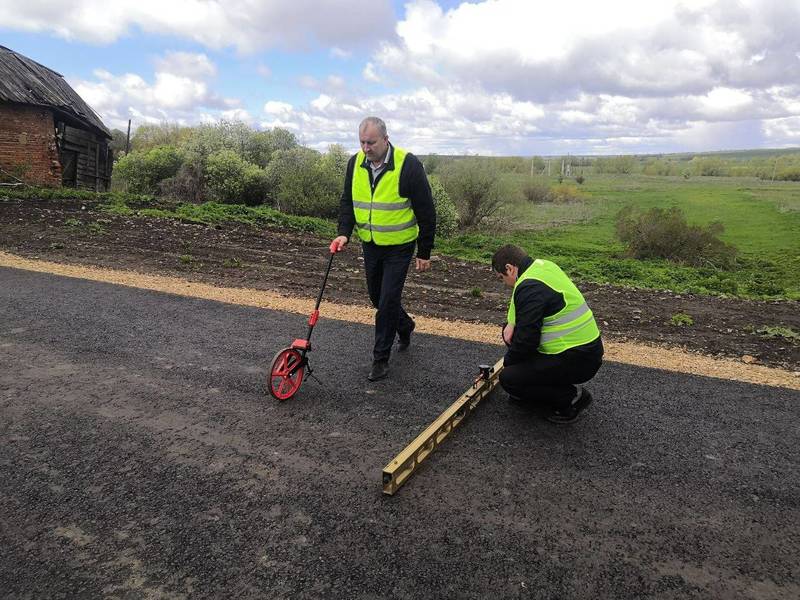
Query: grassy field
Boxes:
[
  {"xmin": 437, "ymin": 174, "xmax": 800, "ymax": 300},
  {"xmin": 3, "ymin": 174, "xmax": 798, "ymax": 300}
]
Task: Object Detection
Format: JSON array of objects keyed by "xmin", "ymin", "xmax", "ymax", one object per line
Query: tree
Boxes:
[
  {"xmin": 265, "ymin": 147, "xmax": 340, "ymax": 217},
  {"xmin": 244, "ymin": 127, "xmax": 299, "ymax": 167},
  {"xmin": 428, "ymin": 175, "xmax": 459, "ymax": 238},
  {"xmin": 438, "ymin": 158, "xmax": 503, "ymax": 228},
  {"xmin": 131, "ymin": 122, "xmax": 193, "ymax": 152},
  {"xmin": 205, "ymin": 150, "xmax": 269, "ymax": 205},
  {"xmin": 109, "ymin": 129, "xmax": 129, "ymax": 155},
  {"xmin": 114, "ymin": 146, "xmax": 184, "ymax": 194}
]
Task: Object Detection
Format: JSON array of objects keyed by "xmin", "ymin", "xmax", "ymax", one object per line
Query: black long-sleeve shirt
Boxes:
[
  {"xmin": 504, "ymin": 257, "xmax": 603, "ymax": 366},
  {"xmin": 337, "ymin": 144, "xmax": 436, "ymax": 260}
]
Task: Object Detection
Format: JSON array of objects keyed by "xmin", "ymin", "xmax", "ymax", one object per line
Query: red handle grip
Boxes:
[{"xmin": 329, "ymin": 241, "xmax": 339, "ymax": 253}]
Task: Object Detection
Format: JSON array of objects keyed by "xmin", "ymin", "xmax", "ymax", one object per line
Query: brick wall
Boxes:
[{"xmin": 0, "ymin": 103, "xmax": 62, "ymax": 187}]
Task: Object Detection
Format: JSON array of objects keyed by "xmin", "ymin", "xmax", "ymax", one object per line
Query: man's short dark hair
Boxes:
[{"xmin": 492, "ymin": 244, "xmax": 530, "ymax": 273}]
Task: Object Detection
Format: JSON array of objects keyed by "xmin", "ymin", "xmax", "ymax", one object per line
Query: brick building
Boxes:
[{"xmin": 0, "ymin": 46, "xmax": 113, "ymax": 190}]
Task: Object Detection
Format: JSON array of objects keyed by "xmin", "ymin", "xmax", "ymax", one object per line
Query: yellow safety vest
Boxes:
[
  {"xmin": 507, "ymin": 259, "xmax": 601, "ymax": 354},
  {"xmin": 351, "ymin": 146, "xmax": 419, "ymax": 245}
]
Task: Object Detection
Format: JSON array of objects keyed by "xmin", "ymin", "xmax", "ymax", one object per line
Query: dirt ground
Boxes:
[{"xmin": 1, "ymin": 196, "xmax": 799, "ymax": 372}]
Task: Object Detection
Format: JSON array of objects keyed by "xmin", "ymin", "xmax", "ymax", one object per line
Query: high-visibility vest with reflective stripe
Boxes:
[
  {"xmin": 507, "ymin": 259, "xmax": 601, "ymax": 354},
  {"xmin": 352, "ymin": 147, "xmax": 419, "ymax": 245}
]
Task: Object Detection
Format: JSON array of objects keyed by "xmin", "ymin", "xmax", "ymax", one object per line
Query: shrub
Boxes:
[
  {"xmin": 205, "ymin": 150, "xmax": 269, "ymax": 205},
  {"xmin": 594, "ymin": 155, "xmax": 637, "ymax": 174},
  {"xmin": 113, "ymin": 145, "xmax": 184, "ymax": 194},
  {"xmin": 266, "ymin": 147, "xmax": 341, "ymax": 217},
  {"xmin": 615, "ymin": 206, "xmax": 737, "ymax": 268},
  {"xmin": 159, "ymin": 155, "xmax": 206, "ymax": 203},
  {"xmin": 550, "ymin": 184, "xmax": 582, "ymax": 203},
  {"xmin": 520, "ymin": 179, "xmax": 552, "ymax": 203},
  {"xmin": 642, "ymin": 159, "xmax": 680, "ymax": 176},
  {"xmin": 243, "ymin": 128, "xmax": 299, "ymax": 167},
  {"xmin": 775, "ymin": 165, "xmax": 800, "ymax": 181},
  {"xmin": 690, "ymin": 156, "xmax": 728, "ymax": 177},
  {"xmin": 428, "ymin": 175, "xmax": 459, "ymax": 238},
  {"xmin": 575, "ymin": 175, "xmax": 585, "ymax": 184},
  {"xmin": 131, "ymin": 123, "xmax": 193, "ymax": 152},
  {"xmin": 438, "ymin": 158, "xmax": 503, "ymax": 228}
]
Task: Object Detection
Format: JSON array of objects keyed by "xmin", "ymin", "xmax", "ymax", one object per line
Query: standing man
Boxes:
[
  {"xmin": 492, "ymin": 244, "xmax": 603, "ymax": 423},
  {"xmin": 331, "ymin": 117, "xmax": 436, "ymax": 381}
]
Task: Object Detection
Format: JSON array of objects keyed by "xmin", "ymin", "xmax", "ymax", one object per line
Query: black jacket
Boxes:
[
  {"xmin": 505, "ymin": 257, "xmax": 603, "ymax": 366},
  {"xmin": 337, "ymin": 143, "xmax": 436, "ymax": 260}
]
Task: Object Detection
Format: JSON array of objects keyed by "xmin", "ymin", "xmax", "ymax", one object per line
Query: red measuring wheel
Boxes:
[{"xmin": 268, "ymin": 347, "xmax": 306, "ymax": 400}]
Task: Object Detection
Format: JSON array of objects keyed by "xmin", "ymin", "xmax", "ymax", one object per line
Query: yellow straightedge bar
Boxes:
[{"xmin": 382, "ymin": 357, "xmax": 504, "ymax": 496}]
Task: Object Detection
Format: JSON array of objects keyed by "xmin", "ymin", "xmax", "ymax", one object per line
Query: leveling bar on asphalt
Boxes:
[{"xmin": 382, "ymin": 357, "xmax": 504, "ymax": 495}]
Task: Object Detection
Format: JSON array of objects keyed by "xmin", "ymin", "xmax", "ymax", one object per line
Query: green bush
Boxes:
[
  {"xmin": 615, "ymin": 206, "xmax": 737, "ymax": 268},
  {"xmin": 205, "ymin": 150, "xmax": 269, "ymax": 205},
  {"xmin": 642, "ymin": 159, "xmax": 680, "ymax": 176},
  {"xmin": 690, "ymin": 156, "xmax": 728, "ymax": 176},
  {"xmin": 130, "ymin": 122, "xmax": 194, "ymax": 152},
  {"xmin": 438, "ymin": 158, "xmax": 502, "ymax": 228},
  {"xmin": 159, "ymin": 154, "xmax": 206, "ymax": 203},
  {"xmin": 266, "ymin": 147, "xmax": 340, "ymax": 217},
  {"xmin": 520, "ymin": 179, "xmax": 552, "ymax": 203},
  {"xmin": 550, "ymin": 183, "xmax": 582, "ymax": 203},
  {"xmin": 593, "ymin": 155, "xmax": 637, "ymax": 174},
  {"xmin": 114, "ymin": 146, "xmax": 184, "ymax": 195},
  {"xmin": 775, "ymin": 165, "xmax": 800, "ymax": 181},
  {"xmin": 428, "ymin": 175, "xmax": 459, "ymax": 238}
]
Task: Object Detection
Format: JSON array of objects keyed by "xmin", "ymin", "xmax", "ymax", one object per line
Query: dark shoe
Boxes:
[
  {"xmin": 397, "ymin": 321, "xmax": 416, "ymax": 352},
  {"xmin": 368, "ymin": 360, "xmax": 389, "ymax": 381},
  {"xmin": 545, "ymin": 388, "xmax": 593, "ymax": 424}
]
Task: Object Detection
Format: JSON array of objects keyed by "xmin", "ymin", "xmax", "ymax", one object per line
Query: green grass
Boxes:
[
  {"xmin": 134, "ymin": 201, "xmax": 337, "ymax": 238},
  {"xmin": 4, "ymin": 180, "xmax": 798, "ymax": 300},
  {"xmin": 438, "ymin": 174, "xmax": 800, "ymax": 300}
]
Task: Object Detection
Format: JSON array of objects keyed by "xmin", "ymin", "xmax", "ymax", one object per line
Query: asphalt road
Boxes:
[{"xmin": 1, "ymin": 267, "xmax": 798, "ymax": 600}]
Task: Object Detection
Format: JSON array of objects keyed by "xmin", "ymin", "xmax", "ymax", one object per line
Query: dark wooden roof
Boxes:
[{"xmin": 0, "ymin": 45, "xmax": 111, "ymax": 139}]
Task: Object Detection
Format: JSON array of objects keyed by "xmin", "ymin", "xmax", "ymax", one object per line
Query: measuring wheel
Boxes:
[{"xmin": 268, "ymin": 347, "xmax": 306, "ymax": 400}]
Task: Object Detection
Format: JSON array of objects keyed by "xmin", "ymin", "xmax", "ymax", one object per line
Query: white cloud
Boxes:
[
  {"xmin": 0, "ymin": 0, "xmax": 395, "ymax": 53},
  {"xmin": 330, "ymin": 47, "xmax": 351, "ymax": 59},
  {"xmin": 263, "ymin": 101, "xmax": 294, "ymax": 116},
  {"xmin": 155, "ymin": 51, "xmax": 216, "ymax": 78},
  {"xmin": 362, "ymin": 62, "xmax": 381, "ymax": 83},
  {"xmin": 22, "ymin": 0, "xmax": 800, "ymax": 154},
  {"xmin": 70, "ymin": 52, "xmax": 231, "ymax": 129}
]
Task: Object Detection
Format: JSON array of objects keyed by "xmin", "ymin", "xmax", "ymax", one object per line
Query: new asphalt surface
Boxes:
[{"xmin": 1, "ymin": 267, "xmax": 798, "ymax": 599}]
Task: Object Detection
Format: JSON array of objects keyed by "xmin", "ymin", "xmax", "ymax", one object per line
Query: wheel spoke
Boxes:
[{"xmin": 269, "ymin": 349, "xmax": 304, "ymax": 400}]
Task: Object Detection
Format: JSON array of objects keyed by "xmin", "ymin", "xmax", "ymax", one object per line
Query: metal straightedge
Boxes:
[{"xmin": 382, "ymin": 357, "xmax": 504, "ymax": 495}]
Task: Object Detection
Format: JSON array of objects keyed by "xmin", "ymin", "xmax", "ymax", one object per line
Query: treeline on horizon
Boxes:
[{"xmin": 109, "ymin": 120, "xmax": 800, "ymax": 184}]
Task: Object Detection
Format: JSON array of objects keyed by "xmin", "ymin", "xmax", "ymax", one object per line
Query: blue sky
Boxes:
[{"xmin": 3, "ymin": 0, "xmax": 800, "ymax": 156}]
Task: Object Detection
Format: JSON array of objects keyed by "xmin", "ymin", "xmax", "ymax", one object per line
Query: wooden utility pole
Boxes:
[{"xmin": 125, "ymin": 119, "xmax": 131, "ymax": 154}]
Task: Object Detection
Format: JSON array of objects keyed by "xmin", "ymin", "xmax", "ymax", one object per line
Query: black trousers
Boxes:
[
  {"xmin": 499, "ymin": 338, "xmax": 604, "ymax": 410},
  {"xmin": 362, "ymin": 241, "xmax": 416, "ymax": 362}
]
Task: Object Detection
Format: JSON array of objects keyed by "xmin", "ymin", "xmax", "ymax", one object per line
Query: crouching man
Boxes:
[{"xmin": 492, "ymin": 244, "xmax": 604, "ymax": 423}]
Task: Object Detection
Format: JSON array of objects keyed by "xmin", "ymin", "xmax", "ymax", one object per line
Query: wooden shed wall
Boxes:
[{"xmin": 58, "ymin": 123, "xmax": 112, "ymax": 191}]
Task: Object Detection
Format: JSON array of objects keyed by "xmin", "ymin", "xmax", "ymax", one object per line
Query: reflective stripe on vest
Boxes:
[
  {"xmin": 507, "ymin": 259, "xmax": 601, "ymax": 354},
  {"xmin": 351, "ymin": 146, "xmax": 419, "ymax": 245}
]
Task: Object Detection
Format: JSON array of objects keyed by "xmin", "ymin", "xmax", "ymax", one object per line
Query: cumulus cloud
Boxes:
[
  {"xmin": 0, "ymin": 0, "xmax": 395, "ymax": 53},
  {"xmin": 377, "ymin": 0, "xmax": 800, "ymax": 101},
  {"xmin": 343, "ymin": 0, "xmax": 800, "ymax": 153},
  {"xmin": 71, "ymin": 52, "xmax": 236, "ymax": 129},
  {"xmin": 26, "ymin": 0, "xmax": 800, "ymax": 153}
]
